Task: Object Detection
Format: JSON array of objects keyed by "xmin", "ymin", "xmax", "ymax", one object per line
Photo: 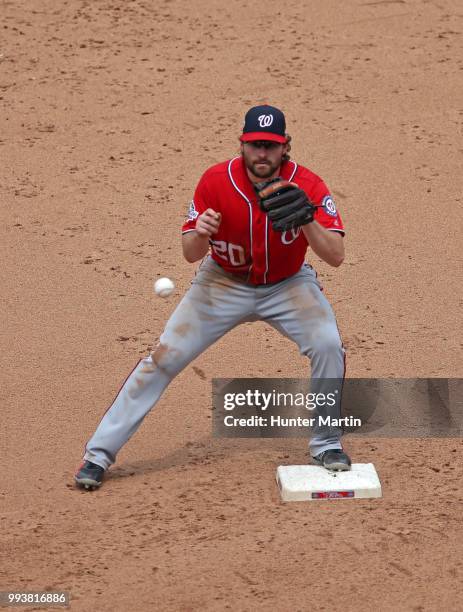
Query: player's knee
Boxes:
[
  {"xmin": 301, "ymin": 328, "xmax": 343, "ymax": 359},
  {"xmin": 151, "ymin": 343, "xmax": 176, "ymax": 374},
  {"xmin": 315, "ymin": 333, "xmax": 343, "ymax": 357},
  {"xmin": 150, "ymin": 342, "xmax": 187, "ymax": 377}
]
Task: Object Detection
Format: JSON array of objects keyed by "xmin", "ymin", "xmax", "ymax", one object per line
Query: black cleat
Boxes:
[
  {"xmin": 75, "ymin": 460, "xmax": 105, "ymax": 490},
  {"xmin": 312, "ymin": 449, "xmax": 352, "ymax": 472}
]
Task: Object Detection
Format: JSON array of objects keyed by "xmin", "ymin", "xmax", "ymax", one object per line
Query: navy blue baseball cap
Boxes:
[{"xmin": 240, "ymin": 104, "xmax": 287, "ymax": 144}]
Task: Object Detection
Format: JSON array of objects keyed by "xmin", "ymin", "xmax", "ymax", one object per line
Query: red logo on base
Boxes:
[{"xmin": 312, "ymin": 491, "xmax": 355, "ymax": 499}]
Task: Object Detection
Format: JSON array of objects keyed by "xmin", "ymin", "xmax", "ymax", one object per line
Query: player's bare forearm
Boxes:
[
  {"xmin": 302, "ymin": 221, "xmax": 345, "ymax": 267},
  {"xmin": 182, "ymin": 231, "xmax": 210, "ymax": 263},
  {"xmin": 182, "ymin": 209, "xmax": 222, "ymax": 263}
]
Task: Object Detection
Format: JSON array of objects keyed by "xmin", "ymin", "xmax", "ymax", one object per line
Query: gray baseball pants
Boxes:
[{"xmin": 84, "ymin": 257, "xmax": 346, "ymax": 469}]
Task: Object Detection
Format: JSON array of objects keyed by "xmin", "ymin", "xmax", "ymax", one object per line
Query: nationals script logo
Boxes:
[
  {"xmin": 281, "ymin": 228, "xmax": 301, "ymax": 244},
  {"xmin": 258, "ymin": 114, "xmax": 274, "ymax": 128}
]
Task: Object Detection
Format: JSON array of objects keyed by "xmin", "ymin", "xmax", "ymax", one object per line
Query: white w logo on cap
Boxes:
[{"xmin": 258, "ymin": 114, "xmax": 274, "ymax": 127}]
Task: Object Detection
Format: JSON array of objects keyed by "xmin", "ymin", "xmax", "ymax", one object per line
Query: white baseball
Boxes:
[{"xmin": 154, "ymin": 277, "xmax": 175, "ymax": 298}]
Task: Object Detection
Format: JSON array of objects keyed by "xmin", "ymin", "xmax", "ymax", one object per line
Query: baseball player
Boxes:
[{"xmin": 75, "ymin": 104, "xmax": 351, "ymax": 489}]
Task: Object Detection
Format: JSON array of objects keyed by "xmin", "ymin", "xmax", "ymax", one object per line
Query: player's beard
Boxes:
[{"xmin": 242, "ymin": 154, "xmax": 282, "ymax": 179}]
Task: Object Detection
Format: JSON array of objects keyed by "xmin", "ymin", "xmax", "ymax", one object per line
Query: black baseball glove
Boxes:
[{"xmin": 255, "ymin": 177, "xmax": 316, "ymax": 232}]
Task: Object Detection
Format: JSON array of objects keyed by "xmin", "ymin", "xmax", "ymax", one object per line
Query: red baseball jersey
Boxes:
[{"xmin": 182, "ymin": 156, "xmax": 344, "ymax": 285}]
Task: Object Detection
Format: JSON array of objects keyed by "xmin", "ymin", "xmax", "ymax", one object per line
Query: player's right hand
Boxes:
[{"xmin": 196, "ymin": 209, "xmax": 221, "ymax": 237}]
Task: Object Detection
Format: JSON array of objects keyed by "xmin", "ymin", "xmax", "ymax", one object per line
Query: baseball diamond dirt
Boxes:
[{"xmin": 1, "ymin": 0, "xmax": 462, "ymax": 610}]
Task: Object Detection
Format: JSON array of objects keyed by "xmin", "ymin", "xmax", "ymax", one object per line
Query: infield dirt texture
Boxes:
[{"xmin": 1, "ymin": 0, "xmax": 462, "ymax": 610}]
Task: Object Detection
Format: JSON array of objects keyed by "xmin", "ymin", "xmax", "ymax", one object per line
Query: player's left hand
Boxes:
[{"xmin": 256, "ymin": 178, "xmax": 316, "ymax": 232}]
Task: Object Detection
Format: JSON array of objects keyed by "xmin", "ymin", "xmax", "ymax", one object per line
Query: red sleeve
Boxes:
[
  {"xmin": 182, "ymin": 172, "xmax": 215, "ymax": 234},
  {"xmin": 310, "ymin": 179, "xmax": 345, "ymax": 235}
]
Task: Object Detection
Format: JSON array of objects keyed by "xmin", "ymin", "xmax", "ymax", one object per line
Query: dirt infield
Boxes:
[{"xmin": 1, "ymin": 0, "xmax": 462, "ymax": 610}]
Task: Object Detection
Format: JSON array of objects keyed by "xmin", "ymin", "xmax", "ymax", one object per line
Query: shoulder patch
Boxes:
[
  {"xmin": 187, "ymin": 200, "xmax": 199, "ymax": 221},
  {"xmin": 322, "ymin": 195, "xmax": 337, "ymax": 217}
]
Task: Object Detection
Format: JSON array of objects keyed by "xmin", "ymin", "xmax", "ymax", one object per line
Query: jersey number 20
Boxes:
[{"xmin": 211, "ymin": 240, "xmax": 246, "ymax": 266}]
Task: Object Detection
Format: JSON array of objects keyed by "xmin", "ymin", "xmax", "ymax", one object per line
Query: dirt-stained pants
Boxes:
[{"xmin": 84, "ymin": 257, "xmax": 346, "ymax": 469}]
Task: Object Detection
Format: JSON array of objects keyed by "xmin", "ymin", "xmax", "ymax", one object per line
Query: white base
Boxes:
[{"xmin": 276, "ymin": 463, "xmax": 382, "ymax": 501}]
